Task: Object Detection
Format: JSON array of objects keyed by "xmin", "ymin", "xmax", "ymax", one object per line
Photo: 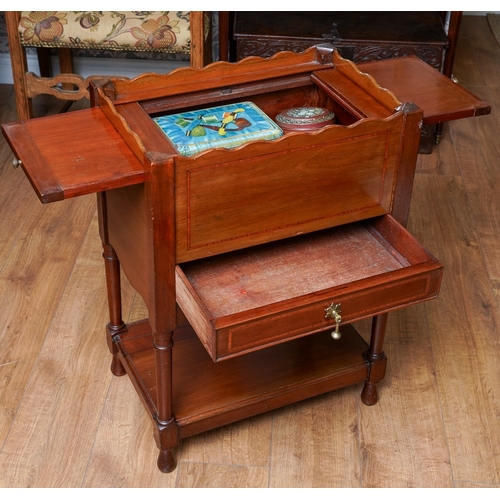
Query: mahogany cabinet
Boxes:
[{"xmin": 2, "ymin": 46, "xmax": 489, "ymax": 473}]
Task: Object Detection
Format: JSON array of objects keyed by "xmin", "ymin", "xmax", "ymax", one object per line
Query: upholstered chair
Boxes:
[{"xmin": 5, "ymin": 11, "xmax": 212, "ymax": 120}]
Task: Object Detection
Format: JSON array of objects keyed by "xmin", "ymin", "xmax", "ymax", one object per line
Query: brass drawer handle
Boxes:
[
  {"xmin": 12, "ymin": 157, "xmax": 22, "ymax": 169},
  {"xmin": 325, "ymin": 303, "xmax": 342, "ymax": 340}
]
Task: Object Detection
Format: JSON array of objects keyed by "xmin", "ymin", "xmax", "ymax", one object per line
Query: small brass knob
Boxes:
[
  {"xmin": 12, "ymin": 157, "xmax": 22, "ymax": 169},
  {"xmin": 331, "ymin": 326, "xmax": 342, "ymax": 340},
  {"xmin": 325, "ymin": 303, "xmax": 342, "ymax": 340}
]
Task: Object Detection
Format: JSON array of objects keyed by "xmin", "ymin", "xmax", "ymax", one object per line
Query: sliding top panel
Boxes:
[
  {"xmin": 356, "ymin": 56, "xmax": 491, "ymax": 124},
  {"xmin": 1, "ymin": 108, "xmax": 145, "ymax": 203}
]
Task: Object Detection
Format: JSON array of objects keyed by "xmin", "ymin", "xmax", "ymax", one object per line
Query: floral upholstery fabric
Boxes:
[{"xmin": 18, "ymin": 11, "xmax": 192, "ymax": 54}]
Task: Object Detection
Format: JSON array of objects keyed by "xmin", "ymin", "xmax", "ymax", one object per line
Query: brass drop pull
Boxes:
[{"xmin": 325, "ymin": 303, "xmax": 342, "ymax": 340}]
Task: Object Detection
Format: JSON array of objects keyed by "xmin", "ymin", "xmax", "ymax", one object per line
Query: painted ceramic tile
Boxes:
[{"xmin": 153, "ymin": 101, "xmax": 283, "ymax": 156}]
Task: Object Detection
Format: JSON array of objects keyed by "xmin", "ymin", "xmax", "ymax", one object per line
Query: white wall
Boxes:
[{"xmin": 0, "ymin": 51, "xmax": 188, "ymax": 85}]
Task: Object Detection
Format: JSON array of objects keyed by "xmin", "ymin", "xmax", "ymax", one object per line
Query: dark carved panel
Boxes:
[
  {"xmin": 237, "ymin": 39, "xmax": 313, "ymax": 58},
  {"xmin": 351, "ymin": 45, "xmax": 444, "ymax": 70},
  {"xmin": 237, "ymin": 39, "xmax": 354, "ymax": 60},
  {"xmin": 237, "ymin": 39, "xmax": 444, "ymax": 70}
]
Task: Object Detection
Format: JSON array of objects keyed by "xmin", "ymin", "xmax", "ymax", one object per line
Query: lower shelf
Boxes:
[{"xmin": 115, "ymin": 320, "xmax": 370, "ymax": 439}]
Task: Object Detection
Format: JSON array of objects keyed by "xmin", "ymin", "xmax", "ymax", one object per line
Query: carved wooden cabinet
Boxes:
[
  {"xmin": 2, "ymin": 47, "xmax": 489, "ymax": 473},
  {"xmin": 231, "ymin": 12, "xmax": 451, "ymax": 68},
  {"xmin": 229, "ymin": 11, "xmax": 463, "ymax": 153}
]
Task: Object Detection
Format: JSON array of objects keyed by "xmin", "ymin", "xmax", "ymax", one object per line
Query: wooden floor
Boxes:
[{"xmin": 0, "ymin": 16, "xmax": 499, "ymax": 488}]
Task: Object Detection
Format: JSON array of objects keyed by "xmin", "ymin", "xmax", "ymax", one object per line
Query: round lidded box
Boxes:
[{"xmin": 275, "ymin": 107, "xmax": 335, "ymax": 131}]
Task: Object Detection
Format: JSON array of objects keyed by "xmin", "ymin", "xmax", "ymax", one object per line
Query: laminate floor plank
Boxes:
[
  {"xmin": 455, "ymin": 480, "xmax": 500, "ymax": 488},
  {"xmin": 407, "ymin": 173, "xmax": 500, "ymax": 484},
  {"xmin": 180, "ymin": 412, "xmax": 273, "ymax": 469},
  {"xmin": 448, "ymin": 100, "xmax": 500, "ymax": 280},
  {"xmin": 459, "ymin": 15, "xmax": 500, "ymax": 90},
  {"xmin": 269, "ymin": 387, "xmax": 361, "ymax": 487},
  {"xmin": 0, "ymin": 194, "xmax": 95, "ymax": 450},
  {"xmin": 359, "ymin": 340, "xmax": 452, "ymax": 488},
  {"xmin": 176, "ymin": 462, "xmax": 270, "ymax": 488},
  {"xmin": 452, "ymin": 21, "xmax": 489, "ymax": 88},
  {"xmin": 0, "ymin": 213, "xmax": 134, "ymax": 487},
  {"xmin": 0, "ymin": 163, "xmax": 37, "ymax": 265},
  {"xmin": 415, "ymin": 127, "xmax": 461, "ymax": 177},
  {"xmin": 0, "ymin": 86, "xmax": 31, "ymax": 267},
  {"xmin": 83, "ymin": 374, "xmax": 179, "ymax": 487},
  {"xmin": 492, "ymin": 280, "xmax": 500, "ymax": 307}
]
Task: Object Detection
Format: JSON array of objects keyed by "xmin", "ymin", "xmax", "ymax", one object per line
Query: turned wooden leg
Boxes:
[
  {"xmin": 361, "ymin": 313, "xmax": 388, "ymax": 406},
  {"xmin": 97, "ymin": 192, "xmax": 126, "ymax": 377},
  {"xmin": 102, "ymin": 242, "xmax": 127, "ymax": 377},
  {"xmin": 152, "ymin": 334, "xmax": 179, "ymax": 473},
  {"xmin": 153, "ymin": 335, "xmax": 179, "ymax": 472}
]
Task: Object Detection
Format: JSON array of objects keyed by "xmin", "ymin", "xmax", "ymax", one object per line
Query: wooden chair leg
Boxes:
[
  {"xmin": 218, "ymin": 11, "xmax": 231, "ymax": 62},
  {"xmin": 58, "ymin": 47, "xmax": 76, "ymax": 92},
  {"xmin": 5, "ymin": 11, "xmax": 32, "ymax": 120},
  {"xmin": 36, "ymin": 48, "xmax": 52, "ymax": 77},
  {"xmin": 442, "ymin": 12, "xmax": 462, "ymax": 79},
  {"xmin": 436, "ymin": 11, "xmax": 463, "ymax": 145},
  {"xmin": 190, "ymin": 11, "xmax": 212, "ymax": 68}
]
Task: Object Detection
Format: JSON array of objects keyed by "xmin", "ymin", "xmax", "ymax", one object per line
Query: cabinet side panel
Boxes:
[{"xmin": 106, "ymin": 184, "xmax": 154, "ymax": 314}]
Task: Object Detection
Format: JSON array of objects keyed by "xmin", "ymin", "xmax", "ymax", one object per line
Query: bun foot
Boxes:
[
  {"xmin": 157, "ymin": 448, "xmax": 177, "ymax": 473},
  {"xmin": 361, "ymin": 381, "xmax": 379, "ymax": 406},
  {"xmin": 110, "ymin": 354, "xmax": 126, "ymax": 377}
]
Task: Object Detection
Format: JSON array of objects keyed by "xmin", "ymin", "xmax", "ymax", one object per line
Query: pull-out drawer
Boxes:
[{"xmin": 176, "ymin": 214, "xmax": 443, "ymax": 361}]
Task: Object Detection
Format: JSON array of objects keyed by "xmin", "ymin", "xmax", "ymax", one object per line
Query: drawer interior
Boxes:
[
  {"xmin": 179, "ymin": 219, "xmax": 407, "ymax": 318},
  {"xmin": 176, "ymin": 215, "xmax": 443, "ymax": 361}
]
